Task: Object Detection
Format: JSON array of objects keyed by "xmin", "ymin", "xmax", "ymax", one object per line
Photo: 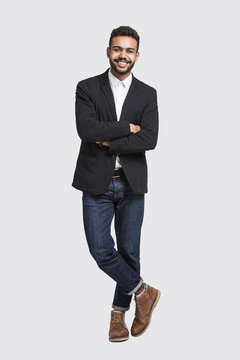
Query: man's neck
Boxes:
[{"xmin": 110, "ymin": 67, "xmax": 131, "ymax": 81}]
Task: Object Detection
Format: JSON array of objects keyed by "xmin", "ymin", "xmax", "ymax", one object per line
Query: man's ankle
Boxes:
[{"xmin": 135, "ymin": 283, "xmax": 145, "ymax": 296}]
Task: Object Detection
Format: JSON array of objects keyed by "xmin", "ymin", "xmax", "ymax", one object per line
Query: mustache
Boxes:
[{"xmin": 114, "ymin": 59, "xmax": 131, "ymax": 64}]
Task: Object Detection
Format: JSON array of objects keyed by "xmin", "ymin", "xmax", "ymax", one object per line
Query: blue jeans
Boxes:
[{"xmin": 82, "ymin": 172, "xmax": 144, "ymax": 311}]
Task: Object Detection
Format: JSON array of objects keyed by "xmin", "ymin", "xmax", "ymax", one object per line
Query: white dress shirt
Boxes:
[{"xmin": 108, "ymin": 68, "xmax": 132, "ymax": 169}]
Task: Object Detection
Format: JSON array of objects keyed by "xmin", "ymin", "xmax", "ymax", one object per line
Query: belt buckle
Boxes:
[{"xmin": 113, "ymin": 169, "xmax": 121, "ymax": 178}]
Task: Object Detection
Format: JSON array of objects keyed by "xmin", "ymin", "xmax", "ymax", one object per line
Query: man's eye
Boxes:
[{"xmin": 127, "ymin": 50, "xmax": 134, "ymax": 54}]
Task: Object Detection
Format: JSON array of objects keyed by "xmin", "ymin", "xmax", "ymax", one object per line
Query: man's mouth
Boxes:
[{"xmin": 115, "ymin": 59, "xmax": 130, "ymax": 66}]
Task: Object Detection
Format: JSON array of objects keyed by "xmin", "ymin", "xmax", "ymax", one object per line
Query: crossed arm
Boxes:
[
  {"xmin": 75, "ymin": 84, "xmax": 140, "ymax": 141},
  {"xmin": 75, "ymin": 83, "xmax": 159, "ymax": 154}
]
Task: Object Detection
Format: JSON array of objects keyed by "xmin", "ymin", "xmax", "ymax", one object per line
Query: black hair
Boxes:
[{"xmin": 109, "ymin": 26, "xmax": 140, "ymax": 51}]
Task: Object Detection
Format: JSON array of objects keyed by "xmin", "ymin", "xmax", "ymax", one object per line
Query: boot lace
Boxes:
[
  {"xmin": 135, "ymin": 297, "xmax": 144, "ymax": 316},
  {"xmin": 112, "ymin": 312, "xmax": 122, "ymax": 323}
]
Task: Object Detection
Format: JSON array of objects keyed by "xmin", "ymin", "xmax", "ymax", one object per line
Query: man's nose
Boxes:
[{"xmin": 119, "ymin": 49, "xmax": 128, "ymax": 57}]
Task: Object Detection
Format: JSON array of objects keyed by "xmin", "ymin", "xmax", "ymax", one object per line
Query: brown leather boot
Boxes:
[
  {"xmin": 109, "ymin": 311, "xmax": 129, "ymax": 342},
  {"xmin": 131, "ymin": 283, "xmax": 161, "ymax": 337}
]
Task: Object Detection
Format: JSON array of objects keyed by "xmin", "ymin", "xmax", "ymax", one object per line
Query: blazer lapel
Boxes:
[
  {"xmin": 100, "ymin": 69, "xmax": 118, "ymax": 122},
  {"xmin": 119, "ymin": 75, "xmax": 139, "ymax": 122}
]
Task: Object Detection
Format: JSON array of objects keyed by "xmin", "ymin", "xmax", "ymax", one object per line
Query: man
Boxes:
[{"xmin": 72, "ymin": 26, "xmax": 160, "ymax": 342}]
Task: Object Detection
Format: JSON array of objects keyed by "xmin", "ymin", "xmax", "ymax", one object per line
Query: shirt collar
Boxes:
[{"xmin": 108, "ymin": 68, "xmax": 132, "ymax": 89}]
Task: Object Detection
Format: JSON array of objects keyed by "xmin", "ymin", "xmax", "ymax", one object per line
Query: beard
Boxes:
[{"xmin": 109, "ymin": 58, "xmax": 136, "ymax": 75}]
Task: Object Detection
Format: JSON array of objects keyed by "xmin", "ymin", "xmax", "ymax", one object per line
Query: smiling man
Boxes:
[
  {"xmin": 72, "ymin": 26, "xmax": 161, "ymax": 342},
  {"xmin": 108, "ymin": 37, "xmax": 137, "ymax": 75}
]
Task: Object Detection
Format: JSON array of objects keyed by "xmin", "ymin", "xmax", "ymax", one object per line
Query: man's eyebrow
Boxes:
[{"xmin": 112, "ymin": 46, "xmax": 136, "ymax": 51}]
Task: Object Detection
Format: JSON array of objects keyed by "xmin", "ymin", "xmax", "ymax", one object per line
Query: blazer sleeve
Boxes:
[
  {"xmin": 75, "ymin": 83, "xmax": 131, "ymax": 142},
  {"xmin": 108, "ymin": 89, "xmax": 159, "ymax": 154}
]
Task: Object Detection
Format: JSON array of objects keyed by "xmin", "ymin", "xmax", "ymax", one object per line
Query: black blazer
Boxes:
[{"xmin": 72, "ymin": 68, "xmax": 159, "ymax": 195}]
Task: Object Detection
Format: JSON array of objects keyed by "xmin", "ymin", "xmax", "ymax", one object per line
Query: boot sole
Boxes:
[
  {"xmin": 109, "ymin": 336, "xmax": 129, "ymax": 342},
  {"xmin": 131, "ymin": 289, "xmax": 161, "ymax": 337}
]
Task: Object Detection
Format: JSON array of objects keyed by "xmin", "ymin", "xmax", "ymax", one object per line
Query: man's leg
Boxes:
[
  {"xmin": 82, "ymin": 180, "xmax": 142, "ymax": 297},
  {"xmin": 111, "ymin": 173, "xmax": 161, "ymax": 338},
  {"xmin": 112, "ymin": 175, "xmax": 144, "ymax": 311}
]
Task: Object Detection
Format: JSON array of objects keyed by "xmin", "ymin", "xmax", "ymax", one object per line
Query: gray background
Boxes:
[{"xmin": 1, "ymin": 0, "xmax": 239, "ymax": 358}]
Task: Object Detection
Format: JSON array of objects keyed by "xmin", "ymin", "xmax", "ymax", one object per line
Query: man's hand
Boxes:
[
  {"xmin": 96, "ymin": 141, "xmax": 110, "ymax": 147},
  {"xmin": 130, "ymin": 123, "xmax": 141, "ymax": 133}
]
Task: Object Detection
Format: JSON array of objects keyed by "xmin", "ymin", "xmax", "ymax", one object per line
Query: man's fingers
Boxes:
[{"xmin": 130, "ymin": 124, "xmax": 141, "ymax": 133}]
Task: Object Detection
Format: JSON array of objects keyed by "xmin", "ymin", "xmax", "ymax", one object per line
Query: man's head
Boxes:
[{"xmin": 107, "ymin": 26, "xmax": 140, "ymax": 78}]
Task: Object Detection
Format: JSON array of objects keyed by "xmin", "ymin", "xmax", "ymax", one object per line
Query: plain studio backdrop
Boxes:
[{"xmin": 0, "ymin": 0, "xmax": 239, "ymax": 359}]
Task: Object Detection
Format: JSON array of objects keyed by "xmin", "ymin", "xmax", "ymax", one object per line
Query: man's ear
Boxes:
[
  {"xmin": 106, "ymin": 47, "xmax": 110, "ymax": 58},
  {"xmin": 135, "ymin": 51, "xmax": 140, "ymax": 61}
]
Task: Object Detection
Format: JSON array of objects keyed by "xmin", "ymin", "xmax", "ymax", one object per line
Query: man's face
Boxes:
[{"xmin": 107, "ymin": 36, "xmax": 139, "ymax": 76}]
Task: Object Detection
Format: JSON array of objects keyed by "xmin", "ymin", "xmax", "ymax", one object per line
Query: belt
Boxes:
[{"xmin": 113, "ymin": 168, "xmax": 124, "ymax": 178}]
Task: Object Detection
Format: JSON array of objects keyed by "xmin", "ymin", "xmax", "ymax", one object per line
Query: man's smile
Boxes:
[
  {"xmin": 114, "ymin": 59, "xmax": 131, "ymax": 68},
  {"xmin": 115, "ymin": 59, "xmax": 130, "ymax": 63}
]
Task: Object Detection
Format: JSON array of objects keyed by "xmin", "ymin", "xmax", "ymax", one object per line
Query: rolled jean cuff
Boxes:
[
  {"xmin": 112, "ymin": 304, "xmax": 130, "ymax": 312},
  {"xmin": 126, "ymin": 278, "xmax": 143, "ymax": 296}
]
